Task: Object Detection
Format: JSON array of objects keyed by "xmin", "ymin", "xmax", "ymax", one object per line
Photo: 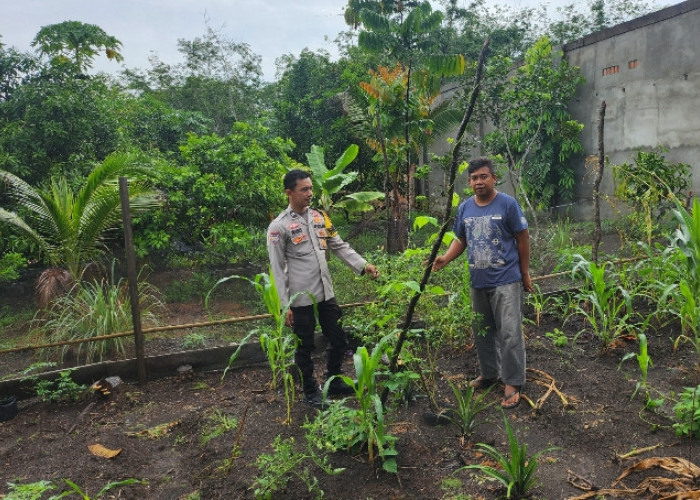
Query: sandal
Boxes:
[
  {"xmin": 501, "ymin": 388, "xmax": 521, "ymax": 410},
  {"xmin": 469, "ymin": 376, "xmax": 497, "ymax": 391}
]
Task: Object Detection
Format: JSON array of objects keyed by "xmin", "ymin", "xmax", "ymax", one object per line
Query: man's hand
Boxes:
[
  {"xmin": 285, "ymin": 308, "xmax": 294, "ymax": 328},
  {"xmin": 432, "ymin": 255, "xmax": 448, "ymax": 271},
  {"xmin": 522, "ymin": 273, "xmax": 534, "ymax": 293},
  {"xmin": 364, "ymin": 263, "xmax": 380, "ymax": 279}
]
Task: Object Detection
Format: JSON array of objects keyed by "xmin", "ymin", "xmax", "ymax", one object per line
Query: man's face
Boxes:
[
  {"xmin": 468, "ymin": 166, "xmax": 497, "ymax": 198},
  {"xmin": 286, "ymin": 176, "xmax": 313, "ymax": 210}
]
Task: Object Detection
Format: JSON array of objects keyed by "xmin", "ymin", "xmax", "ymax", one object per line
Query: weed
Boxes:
[
  {"xmin": 545, "ymin": 328, "xmax": 568, "ymax": 348},
  {"xmin": 672, "ymin": 385, "xmax": 700, "ymax": 438},
  {"xmin": 29, "ymin": 370, "xmax": 87, "ymax": 403},
  {"xmin": 251, "ymin": 435, "xmax": 344, "ymax": 500},
  {"xmin": 200, "ymin": 410, "xmax": 238, "ymax": 446},
  {"xmin": 181, "ymin": 332, "xmax": 207, "ymax": 349},
  {"xmin": 35, "ymin": 265, "xmax": 162, "ymax": 364},
  {"xmin": 4, "ymin": 479, "xmax": 54, "ymax": 499}
]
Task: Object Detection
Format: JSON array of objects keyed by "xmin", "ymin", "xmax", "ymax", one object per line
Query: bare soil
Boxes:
[{"xmin": 2, "ymin": 270, "xmax": 700, "ymax": 499}]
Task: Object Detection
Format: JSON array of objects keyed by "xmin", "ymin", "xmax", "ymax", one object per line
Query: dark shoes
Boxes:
[
  {"xmin": 326, "ymin": 378, "xmax": 355, "ymax": 396},
  {"xmin": 302, "ymin": 392, "xmax": 330, "ymax": 411}
]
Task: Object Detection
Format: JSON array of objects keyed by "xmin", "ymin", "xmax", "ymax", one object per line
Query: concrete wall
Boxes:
[
  {"xmin": 564, "ymin": 0, "xmax": 700, "ymax": 219},
  {"xmin": 426, "ymin": 0, "xmax": 700, "ymax": 220}
]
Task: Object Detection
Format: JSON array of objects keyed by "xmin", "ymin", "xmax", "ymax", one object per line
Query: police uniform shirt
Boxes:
[{"xmin": 267, "ymin": 206, "xmax": 367, "ymax": 308}]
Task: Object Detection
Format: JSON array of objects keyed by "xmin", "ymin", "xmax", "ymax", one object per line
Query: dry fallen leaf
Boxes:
[{"xmin": 88, "ymin": 443, "xmax": 122, "ymax": 459}]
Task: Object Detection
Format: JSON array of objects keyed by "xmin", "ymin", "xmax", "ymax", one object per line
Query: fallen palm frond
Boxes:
[{"xmin": 568, "ymin": 456, "xmax": 700, "ymax": 499}]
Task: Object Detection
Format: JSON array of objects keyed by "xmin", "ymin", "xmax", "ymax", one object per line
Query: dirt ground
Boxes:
[{"xmin": 2, "ymin": 274, "xmax": 700, "ymax": 499}]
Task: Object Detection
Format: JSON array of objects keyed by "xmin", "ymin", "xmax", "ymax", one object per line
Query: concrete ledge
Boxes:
[{"xmin": 0, "ymin": 341, "xmax": 269, "ymax": 401}]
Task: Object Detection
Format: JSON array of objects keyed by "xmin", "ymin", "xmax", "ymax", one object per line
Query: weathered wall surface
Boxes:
[
  {"xmin": 427, "ymin": 0, "xmax": 700, "ymax": 220},
  {"xmin": 564, "ymin": 0, "xmax": 700, "ymax": 219}
]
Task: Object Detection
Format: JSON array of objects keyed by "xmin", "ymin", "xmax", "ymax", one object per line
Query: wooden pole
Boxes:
[
  {"xmin": 120, "ymin": 177, "xmax": 147, "ymax": 385},
  {"xmin": 592, "ymin": 101, "xmax": 606, "ymax": 263},
  {"xmin": 380, "ymin": 38, "xmax": 491, "ymax": 406}
]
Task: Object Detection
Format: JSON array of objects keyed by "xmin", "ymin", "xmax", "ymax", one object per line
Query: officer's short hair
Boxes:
[{"xmin": 284, "ymin": 169, "xmax": 311, "ymax": 191}]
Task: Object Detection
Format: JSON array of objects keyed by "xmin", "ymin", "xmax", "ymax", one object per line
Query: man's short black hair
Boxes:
[
  {"xmin": 467, "ymin": 157, "xmax": 495, "ymax": 176},
  {"xmin": 284, "ymin": 169, "xmax": 311, "ymax": 191}
]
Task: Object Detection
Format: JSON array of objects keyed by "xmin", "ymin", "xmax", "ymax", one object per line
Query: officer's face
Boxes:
[{"xmin": 286, "ymin": 177, "xmax": 313, "ymax": 211}]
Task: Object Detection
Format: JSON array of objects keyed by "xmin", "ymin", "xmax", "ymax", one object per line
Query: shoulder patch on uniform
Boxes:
[
  {"xmin": 268, "ymin": 231, "xmax": 281, "ymax": 245},
  {"xmin": 320, "ymin": 210, "xmax": 338, "ymax": 238}
]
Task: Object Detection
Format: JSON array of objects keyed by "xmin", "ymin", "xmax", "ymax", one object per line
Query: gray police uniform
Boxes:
[{"xmin": 267, "ymin": 206, "xmax": 366, "ymax": 395}]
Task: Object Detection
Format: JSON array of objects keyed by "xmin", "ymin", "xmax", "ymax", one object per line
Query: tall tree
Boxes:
[
  {"xmin": 271, "ymin": 49, "xmax": 347, "ymax": 163},
  {"xmin": 348, "ymin": 0, "xmax": 465, "ymax": 253},
  {"xmin": 126, "ymin": 23, "xmax": 263, "ymax": 134},
  {"xmin": 479, "ymin": 36, "xmax": 585, "ymax": 234},
  {"xmin": 32, "ymin": 21, "xmax": 123, "ymax": 72}
]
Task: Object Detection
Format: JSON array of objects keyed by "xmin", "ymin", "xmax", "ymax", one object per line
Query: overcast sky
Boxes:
[{"xmin": 0, "ymin": 0, "xmax": 668, "ymax": 82}]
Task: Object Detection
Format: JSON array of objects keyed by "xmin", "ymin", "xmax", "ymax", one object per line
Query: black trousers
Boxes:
[{"xmin": 291, "ymin": 298, "xmax": 347, "ymax": 395}]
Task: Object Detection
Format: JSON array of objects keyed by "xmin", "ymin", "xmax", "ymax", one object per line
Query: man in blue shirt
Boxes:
[{"xmin": 433, "ymin": 157, "xmax": 532, "ymax": 409}]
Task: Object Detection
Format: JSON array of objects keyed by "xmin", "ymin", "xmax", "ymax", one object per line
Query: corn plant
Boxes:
[
  {"xmin": 208, "ymin": 272, "xmax": 299, "ymax": 424},
  {"xmin": 323, "ymin": 333, "xmax": 398, "ymax": 473},
  {"xmin": 620, "ymin": 333, "xmax": 652, "ymax": 400},
  {"xmin": 460, "ymin": 414, "xmax": 558, "ymax": 499},
  {"xmin": 49, "ymin": 478, "xmax": 146, "ymax": 499},
  {"xmin": 570, "ymin": 256, "xmax": 635, "ymax": 349},
  {"xmin": 672, "ymin": 198, "xmax": 700, "ymax": 296}
]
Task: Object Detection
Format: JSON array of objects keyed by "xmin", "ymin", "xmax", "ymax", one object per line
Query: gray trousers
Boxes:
[{"xmin": 470, "ymin": 281, "xmax": 526, "ymax": 387}]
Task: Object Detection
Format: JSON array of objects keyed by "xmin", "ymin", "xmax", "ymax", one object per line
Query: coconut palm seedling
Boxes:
[
  {"xmin": 0, "ymin": 153, "xmax": 159, "ymax": 306},
  {"xmin": 460, "ymin": 413, "xmax": 558, "ymax": 499},
  {"xmin": 444, "ymin": 379, "xmax": 492, "ymax": 439}
]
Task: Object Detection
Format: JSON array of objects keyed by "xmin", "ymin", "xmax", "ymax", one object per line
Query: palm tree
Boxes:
[{"xmin": 0, "ymin": 152, "xmax": 160, "ymax": 304}]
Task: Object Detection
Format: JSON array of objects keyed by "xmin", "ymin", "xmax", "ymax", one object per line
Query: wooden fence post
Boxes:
[{"xmin": 119, "ymin": 177, "xmax": 147, "ymax": 385}]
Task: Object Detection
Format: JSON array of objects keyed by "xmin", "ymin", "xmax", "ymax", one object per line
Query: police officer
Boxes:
[{"xmin": 267, "ymin": 169, "xmax": 379, "ymax": 409}]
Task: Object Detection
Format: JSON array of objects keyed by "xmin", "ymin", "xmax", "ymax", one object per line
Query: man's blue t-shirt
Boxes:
[{"xmin": 453, "ymin": 192, "xmax": 528, "ymax": 289}]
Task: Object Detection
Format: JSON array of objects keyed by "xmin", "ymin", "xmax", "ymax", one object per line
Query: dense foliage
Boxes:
[{"xmin": 0, "ymin": 0, "xmax": 658, "ymax": 269}]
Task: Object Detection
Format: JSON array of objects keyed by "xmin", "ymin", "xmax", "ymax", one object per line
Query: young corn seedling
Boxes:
[
  {"xmin": 621, "ymin": 333, "xmax": 652, "ymax": 400},
  {"xmin": 571, "ymin": 256, "xmax": 634, "ymax": 349},
  {"xmin": 323, "ymin": 333, "xmax": 398, "ymax": 473},
  {"xmin": 208, "ymin": 271, "xmax": 301, "ymax": 424}
]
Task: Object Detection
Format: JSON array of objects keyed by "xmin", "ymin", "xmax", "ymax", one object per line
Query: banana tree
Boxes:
[{"xmin": 306, "ymin": 143, "xmax": 383, "ymax": 215}]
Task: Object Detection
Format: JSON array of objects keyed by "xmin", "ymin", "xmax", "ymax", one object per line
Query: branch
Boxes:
[{"xmin": 380, "ymin": 38, "xmax": 491, "ymax": 406}]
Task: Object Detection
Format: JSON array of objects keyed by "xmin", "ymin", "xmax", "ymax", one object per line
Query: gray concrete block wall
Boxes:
[{"xmin": 564, "ymin": 0, "xmax": 700, "ymax": 218}]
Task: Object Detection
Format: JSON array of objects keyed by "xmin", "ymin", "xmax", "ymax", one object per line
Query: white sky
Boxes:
[
  {"xmin": 0, "ymin": 0, "xmax": 672, "ymax": 82},
  {"xmin": 1, "ymin": 0, "xmax": 352, "ymax": 81}
]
